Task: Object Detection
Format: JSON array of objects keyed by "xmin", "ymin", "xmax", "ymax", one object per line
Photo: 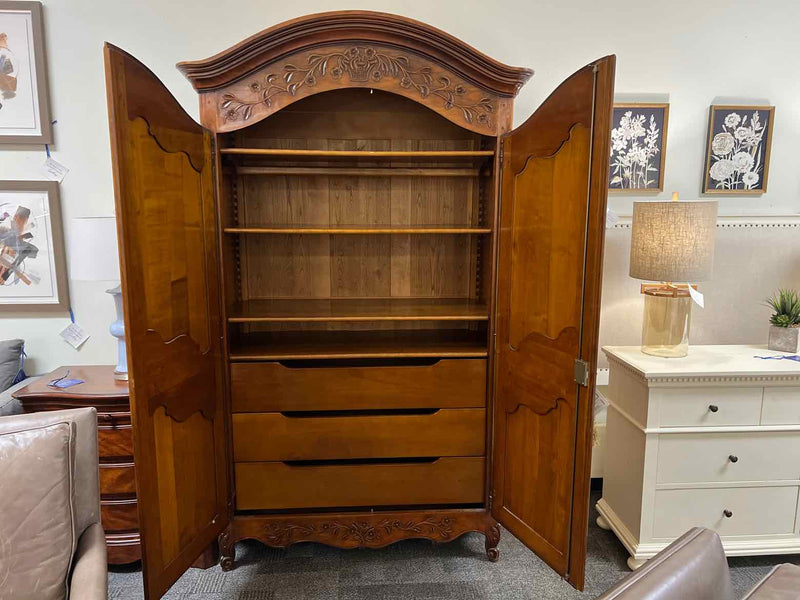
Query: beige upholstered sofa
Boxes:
[
  {"xmin": 0, "ymin": 407, "xmax": 107, "ymax": 600},
  {"xmin": 597, "ymin": 527, "xmax": 800, "ymax": 600}
]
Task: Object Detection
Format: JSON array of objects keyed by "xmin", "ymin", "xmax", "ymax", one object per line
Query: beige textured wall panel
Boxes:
[{"xmin": 599, "ymin": 222, "xmax": 800, "ymax": 368}]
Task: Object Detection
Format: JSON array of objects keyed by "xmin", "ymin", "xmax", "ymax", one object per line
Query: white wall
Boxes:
[{"xmin": 2, "ymin": 0, "xmax": 799, "ymax": 373}]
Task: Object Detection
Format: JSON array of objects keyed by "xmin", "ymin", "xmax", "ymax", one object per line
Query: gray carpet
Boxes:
[{"xmin": 109, "ymin": 492, "xmax": 799, "ymax": 599}]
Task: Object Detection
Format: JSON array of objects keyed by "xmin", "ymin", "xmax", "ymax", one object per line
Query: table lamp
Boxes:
[{"xmin": 629, "ymin": 194, "xmax": 718, "ymax": 357}]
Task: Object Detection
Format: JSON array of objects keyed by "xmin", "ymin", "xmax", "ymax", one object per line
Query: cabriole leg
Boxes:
[
  {"xmin": 485, "ymin": 522, "xmax": 501, "ymax": 562},
  {"xmin": 219, "ymin": 525, "xmax": 235, "ymax": 572}
]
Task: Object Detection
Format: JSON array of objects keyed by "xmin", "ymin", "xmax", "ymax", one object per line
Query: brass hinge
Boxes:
[
  {"xmin": 574, "ymin": 359, "xmax": 590, "ymax": 387},
  {"xmin": 488, "ymin": 490, "xmax": 494, "ymax": 510},
  {"xmin": 499, "ymin": 140, "xmax": 505, "ymax": 165}
]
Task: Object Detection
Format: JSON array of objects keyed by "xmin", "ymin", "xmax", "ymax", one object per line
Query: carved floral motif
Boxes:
[
  {"xmin": 220, "ymin": 46, "xmax": 494, "ymax": 129},
  {"xmin": 263, "ymin": 516, "xmax": 456, "ymax": 547}
]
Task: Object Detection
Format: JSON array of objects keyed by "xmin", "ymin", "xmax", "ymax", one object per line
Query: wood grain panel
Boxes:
[
  {"xmin": 98, "ymin": 426, "xmax": 134, "ymax": 459},
  {"xmin": 105, "ymin": 44, "xmax": 229, "ymax": 599},
  {"xmin": 229, "ymin": 329, "xmax": 488, "ymax": 360},
  {"xmin": 231, "ymin": 359, "xmax": 486, "ymax": 412},
  {"xmin": 235, "ymin": 457, "xmax": 485, "ymax": 510},
  {"xmin": 331, "ymin": 235, "xmax": 391, "ymax": 297},
  {"xmin": 102, "ymin": 498, "xmax": 140, "ymax": 532},
  {"xmin": 100, "ymin": 462, "xmax": 137, "ymax": 496},
  {"xmin": 229, "ymin": 298, "xmax": 488, "ymax": 322},
  {"xmin": 233, "ymin": 409, "xmax": 485, "ymax": 461},
  {"xmin": 491, "ymin": 57, "xmax": 615, "ymax": 589}
]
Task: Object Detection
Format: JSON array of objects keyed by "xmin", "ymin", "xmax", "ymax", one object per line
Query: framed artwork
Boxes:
[
  {"xmin": 0, "ymin": 1, "xmax": 52, "ymax": 144},
  {"xmin": 609, "ymin": 103, "xmax": 669, "ymax": 192},
  {"xmin": 0, "ymin": 181, "xmax": 68, "ymax": 311},
  {"xmin": 703, "ymin": 105, "xmax": 775, "ymax": 194}
]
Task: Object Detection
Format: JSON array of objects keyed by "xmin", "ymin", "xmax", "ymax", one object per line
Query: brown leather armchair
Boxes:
[
  {"xmin": 0, "ymin": 407, "xmax": 107, "ymax": 600},
  {"xmin": 596, "ymin": 527, "xmax": 800, "ymax": 600}
]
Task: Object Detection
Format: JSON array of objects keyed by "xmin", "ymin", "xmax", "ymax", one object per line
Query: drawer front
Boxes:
[
  {"xmin": 99, "ymin": 462, "xmax": 137, "ymax": 496},
  {"xmin": 653, "ymin": 486, "xmax": 798, "ymax": 538},
  {"xmin": 233, "ymin": 409, "xmax": 485, "ymax": 461},
  {"xmin": 762, "ymin": 387, "xmax": 800, "ymax": 425},
  {"xmin": 657, "ymin": 387, "xmax": 762, "ymax": 427},
  {"xmin": 98, "ymin": 425, "xmax": 134, "ymax": 459},
  {"xmin": 657, "ymin": 432, "xmax": 800, "ymax": 484},
  {"xmin": 231, "ymin": 359, "xmax": 486, "ymax": 412},
  {"xmin": 235, "ymin": 456, "xmax": 484, "ymax": 510},
  {"xmin": 101, "ymin": 498, "xmax": 139, "ymax": 532}
]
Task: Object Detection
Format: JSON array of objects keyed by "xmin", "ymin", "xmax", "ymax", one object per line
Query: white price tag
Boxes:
[
  {"xmin": 59, "ymin": 322, "xmax": 90, "ymax": 349},
  {"xmin": 606, "ymin": 208, "xmax": 619, "ymax": 228},
  {"xmin": 42, "ymin": 156, "xmax": 69, "ymax": 182},
  {"xmin": 688, "ymin": 285, "xmax": 705, "ymax": 308}
]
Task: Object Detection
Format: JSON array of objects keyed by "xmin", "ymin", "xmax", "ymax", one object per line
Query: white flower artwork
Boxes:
[
  {"xmin": 609, "ymin": 104, "xmax": 668, "ymax": 191},
  {"xmin": 704, "ymin": 106, "xmax": 774, "ymax": 194}
]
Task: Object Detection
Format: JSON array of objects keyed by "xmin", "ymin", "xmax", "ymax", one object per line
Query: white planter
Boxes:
[{"xmin": 768, "ymin": 325, "xmax": 800, "ymax": 353}]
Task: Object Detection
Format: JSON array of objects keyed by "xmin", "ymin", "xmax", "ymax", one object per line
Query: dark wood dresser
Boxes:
[{"xmin": 13, "ymin": 365, "xmax": 140, "ymax": 564}]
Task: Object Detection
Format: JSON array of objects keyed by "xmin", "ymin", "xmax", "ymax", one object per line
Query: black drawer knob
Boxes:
[
  {"xmin": 728, "ymin": 455, "xmax": 739, "ymax": 463},
  {"xmin": 723, "ymin": 509, "xmax": 733, "ymax": 518},
  {"xmin": 708, "ymin": 405, "xmax": 719, "ymax": 413}
]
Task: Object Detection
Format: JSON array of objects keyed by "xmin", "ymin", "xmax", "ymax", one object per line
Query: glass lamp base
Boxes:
[{"xmin": 641, "ymin": 291, "xmax": 692, "ymax": 358}]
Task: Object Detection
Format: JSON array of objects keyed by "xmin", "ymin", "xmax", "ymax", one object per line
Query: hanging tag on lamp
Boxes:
[{"xmin": 687, "ymin": 285, "xmax": 705, "ymax": 308}]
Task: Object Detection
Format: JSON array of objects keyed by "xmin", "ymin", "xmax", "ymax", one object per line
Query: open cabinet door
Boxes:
[
  {"xmin": 104, "ymin": 44, "xmax": 230, "ymax": 599},
  {"xmin": 491, "ymin": 56, "xmax": 615, "ymax": 590}
]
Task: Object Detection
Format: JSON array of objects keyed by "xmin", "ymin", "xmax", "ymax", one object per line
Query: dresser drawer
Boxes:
[
  {"xmin": 101, "ymin": 498, "xmax": 139, "ymax": 532},
  {"xmin": 231, "ymin": 359, "xmax": 486, "ymax": 412},
  {"xmin": 653, "ymin": 486, "xmax": 798, "ymax": 538},
  {"xmin": 235, "ymin": 457, "xmax": 484, "ymax": 510},
  {"xmin": 99, "ymin": 462, "xmax": 137, "ymax": 496},
  {"xmin": 761, "ymin": 387, "xmax": 800, "ymax": 425},
  {"xmin": 98, "ymin": 425, "xmax": 134, "ymax": 459},
  {"xmin": 657, "ymin": 387, "xmax": 762, "ymax": 427},
  {"xmin": 657, "ymin": 432, "xmax": 800, "ymax": 484},
  {"xmin": 233, "ymin": 409, "xmax": 485, "ymax": 461}
]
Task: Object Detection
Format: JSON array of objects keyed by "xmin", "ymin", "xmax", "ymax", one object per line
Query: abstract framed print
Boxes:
[
  {"xmin": 703, "ymin": 105, "xmax": 775, "ymax": 194},
  {"xmin": 609, "ymin": 103, "xmax": 669, "ymax": 192},
  {"xmin": 0, "ymin": 1, "xmax": 52, "ymax": 144},
  {"xmin": 0, "ymin": 181, "xmax": 68, "ymax": 311}
]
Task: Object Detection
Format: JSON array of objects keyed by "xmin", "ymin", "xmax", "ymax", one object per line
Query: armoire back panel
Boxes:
[{"xmin": 220, "ymin": 89, "xmax": 495, "ymax": 335}]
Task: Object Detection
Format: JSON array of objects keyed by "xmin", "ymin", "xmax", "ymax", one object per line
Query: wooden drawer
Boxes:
[
  {"xmin": 657, "ymin": 387, "xmax": 762, "ymax": 427},
  {"xmin": 98, "ymin": 425, "xmax": 134, "ymax": 459},
  {"xmin": 99, "ymin": 462, "xmax": 137, "ymax": 496},
  {"xmin": 235, "ymin": 456, "xmax": 484, "ymax": 510},
  {"xmin": 761, "ymin": 387, "xmax": 800, "ymax": 425},
  {"xmin": 653, "ymin": 486, "xmax": 798, "ymax": 538},
  {"xmin": 231, "ymin": 359, "xmax": 486, "ymax": 412},
  {"xmin": 657, "ymin": 432, "xmax": 800, "ymax": 484},
  {"xmin": 233, "ymin": 409, "xmax": 484, "ymax": 461},
  {"xmin": 101, "ymin": 498, "xmax": 139, "ymax": 532}
]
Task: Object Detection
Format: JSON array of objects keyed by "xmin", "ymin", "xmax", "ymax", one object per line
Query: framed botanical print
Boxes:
[
  {"xmin": 0, "ymin": 1, "xmax": 52, "ymax": 144},
  {"xmin": 0, "ymin": 181, "xmax": 68, "ymax": 311},
  {"xmin": 609, "ymin": 103, "xmax": 669, "ymax": 192},
  {"xmin": 703, "ymin": 105, "xmax": 775, "ymax": 194}
]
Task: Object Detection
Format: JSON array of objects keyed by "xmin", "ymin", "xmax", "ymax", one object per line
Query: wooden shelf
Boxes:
[
  {"xmin": 228, "ymin": 298, "xmax": 489, "ymax": 323},
  {"xmin": 229, "ymin": 330, "xmax": 488, "ymax": 361},
  {"xmin": 234, "ymin": 166, "xmax": 481, "ymax": 177},
  {"xmin": 224, "ymin": 225, "xmax": 491, "ymax": 235},
  {"xmin": 221, "ymin": 149, "xmax": 494, "ymax": 161}
]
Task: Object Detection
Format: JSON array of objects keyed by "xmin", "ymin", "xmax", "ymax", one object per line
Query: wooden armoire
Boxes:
[{"xmin": 104, "ymin": 11, "xmax": 615, "ymax": 599}]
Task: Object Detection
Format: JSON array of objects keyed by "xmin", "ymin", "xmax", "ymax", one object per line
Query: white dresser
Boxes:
[{"xmin": 597, "ymin": 345, "xmax": 800, "ymax": 569}]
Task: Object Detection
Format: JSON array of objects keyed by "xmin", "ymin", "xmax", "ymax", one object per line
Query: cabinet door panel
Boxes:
[
  {"xmin": 491, "ymin": 56, "xmax": 614, "ymax": 590},
  {"xmin": 105, "ymin": 43, "xmax": 229, "ymax": 600}
]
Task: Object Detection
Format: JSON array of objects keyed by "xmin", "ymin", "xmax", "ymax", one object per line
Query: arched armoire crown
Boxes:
[{"xmin": 103, "ymin": 11, "xmax": 615, "ymax": 599}]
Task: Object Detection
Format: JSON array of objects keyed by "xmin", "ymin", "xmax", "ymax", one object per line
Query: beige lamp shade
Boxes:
[{"xmin": 629, "ymin": 200, "xmax": 718, "ymax": 282}]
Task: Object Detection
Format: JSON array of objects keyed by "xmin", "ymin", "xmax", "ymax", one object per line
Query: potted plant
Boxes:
[{"xmin": 765, "ymin": 288, "xmax": 800, "ymax": 353}]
